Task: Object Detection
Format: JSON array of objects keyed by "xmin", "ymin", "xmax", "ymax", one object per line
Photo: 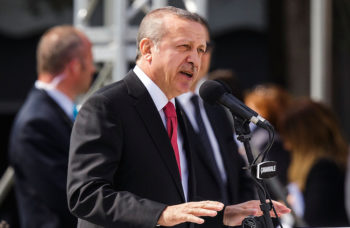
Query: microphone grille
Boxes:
[{"xmin": 199, "ymin": 80, "xmax": 227, "ymax": 105}]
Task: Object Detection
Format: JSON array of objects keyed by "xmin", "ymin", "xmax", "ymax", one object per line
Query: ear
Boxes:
[
  {"xmin": 68, "ymin": 59, "xmax": 81, "ymax": 75},
  {"xmin": 139, "ymin": 38, "xmax": 153, "ymax": 62}
]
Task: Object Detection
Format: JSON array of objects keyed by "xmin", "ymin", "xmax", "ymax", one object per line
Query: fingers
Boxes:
[
  {"xmin": 184, "ymin": 207, "xmax": 218, "ymax": 217},
  {"xmin": 157, "ymin": 200, "xmax": 224, "ymax": 226},
  {"xmin": 223, "ymin": 204, "xmax": 258, "ymax": 226},
  {"xmin": 222, "ymin": 200, "xmax": 292, "ymax": 226},
  {"xmin": 187, "ymin": 200, "xmax": 224, "ymax": 211},
  {"xmin": 247, "ymin": 200, "xmax": 291, "ymax": 217},
  {"xmin": 181, "ymin": 214, "xmax": 205, "ymax": 224},
  {"xmin": 269, "ymin": 200, "xmax": 291, "ymax": 217},
  {"xmin": 271, "ymin": 200, "xmax": 291, "ymax": 214}
]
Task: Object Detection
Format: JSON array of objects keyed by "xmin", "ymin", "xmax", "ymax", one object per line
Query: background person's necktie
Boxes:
[
  {"xmin": 72, "ymin": 104, "xmax": 79, "ymax": 120},
  {"xmin": 163, "ymin": 102, "xmax": 181, "ymax": 178}
]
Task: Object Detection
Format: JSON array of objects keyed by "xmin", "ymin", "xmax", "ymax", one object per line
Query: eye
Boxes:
[
  {"xmin": 182, "ymin": 44, "xmax": 191, "ymax": 49},
  {"xmin": 198, "ymin": 47, "xmax": 205, "ymax": 54},
  {"xmin": 177, "ymin": 44, "xmax": 191, "ymax": 51}
]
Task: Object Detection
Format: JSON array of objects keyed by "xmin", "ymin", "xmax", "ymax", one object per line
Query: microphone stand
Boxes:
[{"xmin": 234, "ymin": 116, "xmax": 274, "ymax": 228}]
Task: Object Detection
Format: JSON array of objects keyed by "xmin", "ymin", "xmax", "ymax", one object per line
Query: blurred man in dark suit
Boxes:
[
  {"xmin": 8, "ymin": 25, "xmax": 95, "ymax": 228},
  {"xmin": 177, "ymin": 16, "xmax": 256, "ymax": 228}
]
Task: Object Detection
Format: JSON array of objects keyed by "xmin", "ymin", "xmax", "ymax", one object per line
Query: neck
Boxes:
[
  {"xmin": 38, "ymin": 73, "xmax": 76, "ymax": 101},
  {"xmin": 55, "ymin": 83, "xmax": 76, "ymax": 101}
]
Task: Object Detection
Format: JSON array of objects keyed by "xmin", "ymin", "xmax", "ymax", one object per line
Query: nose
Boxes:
[{"xmin": 186, "ymin": 50, "xmax": 201, "ymax": 72}]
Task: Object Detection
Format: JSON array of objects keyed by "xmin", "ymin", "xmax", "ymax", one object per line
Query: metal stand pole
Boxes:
[{"xmin": 234, "ymin": 117, "xmax": 274, "ymax": 228}]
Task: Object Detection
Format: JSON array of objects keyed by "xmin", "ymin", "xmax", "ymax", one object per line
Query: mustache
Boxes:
[{"xmin": 179, "ymin": 63, "xmax": 197, "ymax": 75}]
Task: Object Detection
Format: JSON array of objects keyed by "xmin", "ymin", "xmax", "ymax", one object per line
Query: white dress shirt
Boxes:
[{"xmin": 133, "ymin": 65, "xmax": 189, "ymax": 201}]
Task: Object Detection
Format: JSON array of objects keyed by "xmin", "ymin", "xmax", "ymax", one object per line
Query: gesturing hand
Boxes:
[
  {"xmin": 223, "ymin": 200, "xmax": 291, "ymax": 226},
  {"xmin": 157, "ymin": 200, "xmax": 224, "ymax": 227}
]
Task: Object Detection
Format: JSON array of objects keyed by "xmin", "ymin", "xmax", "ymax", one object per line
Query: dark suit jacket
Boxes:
[
  {"xmin": 8, "ymin": 87, "xmax": 77, "ymax": 228},
  {"xmin": 67, "ymin": 71, "xmax": 196, "ymax": 228},
  {"xmin": 179, "ymin": 101, "xmax": 256, "ymax": 228}
]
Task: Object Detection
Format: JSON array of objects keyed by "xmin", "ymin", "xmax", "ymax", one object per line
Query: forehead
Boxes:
[{"xmin": 162, "ymin": 15, "xmax": 207, "ymax": 44}]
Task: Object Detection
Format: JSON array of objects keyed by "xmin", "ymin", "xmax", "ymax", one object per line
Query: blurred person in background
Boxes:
[
  {"xmin": 208, "ymin": 69, "xmax": 244, "ymax": 102},
  {"xmin": 244, "ymin": 84, "xmax": 292, "ymax": 186},
  {"xmin": 177, "ymin": 16, "xmax": 256, "ymax": 228},
  {"xmin": 279, "ymin": 98, "xmax": 349, "ymax": 226},
  {"xmin": 8, "ymin": 25, "xmax": 95, "ymax": 228}
]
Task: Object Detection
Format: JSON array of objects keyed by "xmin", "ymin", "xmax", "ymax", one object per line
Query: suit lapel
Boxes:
[{"xmin": 124, "ymin": 72, "xmax": 185, "ymax": 201}]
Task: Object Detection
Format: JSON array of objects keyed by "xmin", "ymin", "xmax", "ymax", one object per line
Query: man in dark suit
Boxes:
[
  {"xmin": 177, "ymin": 17, "xmax": 256, "ymax": 228},
  {"xmin": 67, "ymin": 6, "xmax": 290, "ymax": 228},
  {"xmin": 8, "ymin": 25, "xmax": 95, "ymax": 228}
]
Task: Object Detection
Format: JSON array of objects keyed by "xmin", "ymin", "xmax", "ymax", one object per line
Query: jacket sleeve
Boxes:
[{"xmin": 67, "ymin": 93, "xmax": 167, "ymax": 227}]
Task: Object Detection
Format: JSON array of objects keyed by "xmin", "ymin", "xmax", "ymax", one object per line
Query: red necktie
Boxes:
[{"xmin": 163, "ymin": 102, "xmax": 181, "ymax": 178}]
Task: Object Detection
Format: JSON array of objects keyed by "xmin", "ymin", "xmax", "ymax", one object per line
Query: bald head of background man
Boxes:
[{"xmin": 36, "ymin": 25, "xmax": 95, "ymax": 101}]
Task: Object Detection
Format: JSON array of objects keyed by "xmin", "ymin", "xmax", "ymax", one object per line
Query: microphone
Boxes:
[{"xmin": 199, "ymin": 80, "xmax": 272, "ymax": 129}]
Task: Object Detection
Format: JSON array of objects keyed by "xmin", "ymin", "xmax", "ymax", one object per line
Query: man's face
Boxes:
[{"xmin": 148, "ymin": 16, "xmax": 207, "ymax": 99}]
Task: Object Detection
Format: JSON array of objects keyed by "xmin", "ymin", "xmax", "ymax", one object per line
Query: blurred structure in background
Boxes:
[{"xmin": 2, "ymin": 0, "xmax": 349, "ymax": 141}]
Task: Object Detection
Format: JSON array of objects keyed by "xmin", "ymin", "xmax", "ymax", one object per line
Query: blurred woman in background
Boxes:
[
  {"xmin": 279, "ymin": 98, "xmax": 349, "ymax": 226},
  {"xmin": 244, "ymin": 84, "xmax": 292, "ymax": 186}
]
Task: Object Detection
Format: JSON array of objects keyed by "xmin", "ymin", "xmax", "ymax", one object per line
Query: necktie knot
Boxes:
[{"xmin": 163, "ymin": 102, "xmax": 177, "ymax": 118}]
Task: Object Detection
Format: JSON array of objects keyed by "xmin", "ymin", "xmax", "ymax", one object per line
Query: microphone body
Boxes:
[{"xmin": 218, "ymin": 93, "xmax": 259, "ymax": 124}]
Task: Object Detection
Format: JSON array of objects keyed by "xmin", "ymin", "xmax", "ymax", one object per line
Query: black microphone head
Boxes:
[{"xmin": 199, "ymin": 80, "xmax": 227, "ymax": 105}]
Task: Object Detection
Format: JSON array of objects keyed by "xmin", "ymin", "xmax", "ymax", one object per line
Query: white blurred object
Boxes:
[
  {"xmin": 0, "ymin": 166, "xmax": 14, "ymax": 207},
  {"xmin": 279, "ymin": 213, "xmax": 294, "ymax": 228},
  {"xmin": 287, "ymin": 182, "xmax": 305, "ymax": 217}
]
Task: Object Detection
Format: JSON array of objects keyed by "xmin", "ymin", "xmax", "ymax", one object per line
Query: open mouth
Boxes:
[{"xmin": 180, "ymin": 70, "xmax": 193, "ymax": 78}]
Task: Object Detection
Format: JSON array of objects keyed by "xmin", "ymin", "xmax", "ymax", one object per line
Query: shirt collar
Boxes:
[{"xmin": 133, "ymin": 65, "xmax": 175, "ymax": 110}]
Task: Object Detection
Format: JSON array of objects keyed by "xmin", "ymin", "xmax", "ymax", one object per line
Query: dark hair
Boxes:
[
  {"xmin": 37, "ymin": 25, "xmax": 85, "ymax": 75},
  {"xmin": 135, "ymin": 6, "xmax": 208, "ymax": 61}
]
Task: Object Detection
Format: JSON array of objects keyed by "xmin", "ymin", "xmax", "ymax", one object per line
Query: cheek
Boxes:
[{"xmin": 202, "ymin": 55, "xmax": 210, "ymax": 68}]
